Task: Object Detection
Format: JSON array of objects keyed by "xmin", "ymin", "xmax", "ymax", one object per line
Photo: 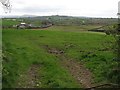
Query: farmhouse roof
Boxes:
[{"xmin": 20, "ymin": 23, "xmax": 26, "ymax": 25}]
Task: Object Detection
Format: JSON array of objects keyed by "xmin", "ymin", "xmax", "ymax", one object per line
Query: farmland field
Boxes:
[{"xmin": 2, "ymin": 26, "xmax": 117, "ymax": 88}]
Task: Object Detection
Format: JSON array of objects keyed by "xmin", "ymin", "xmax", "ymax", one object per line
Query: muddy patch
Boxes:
[
  {"xmin": 60, "ymin": 56, "xmax": 94, "ymax": 88},
  {"xmin": 17, "ymin": 64, "xmax": 41, "ymax": 88},
  {"xmin": 48, "ymin": 48, "xmax": 64, "ymax": 55},
  {"xmin": 44, "ymin": 45, "xmax": 64, "ymax": 55}
]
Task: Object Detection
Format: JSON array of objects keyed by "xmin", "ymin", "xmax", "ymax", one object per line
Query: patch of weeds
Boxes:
[
  {"xmin": 80, "ymin": 51, "xmax": 97, "ymax": 61},
  {"xmin": 84, "ymin": 55, "xmax": 115, "ymax": 84}
]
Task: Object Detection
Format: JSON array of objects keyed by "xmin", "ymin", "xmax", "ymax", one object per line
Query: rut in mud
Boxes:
[
  {"xmin": 60, "ymin": 56, "xmax": 93, "ymax": 88},
  {"xmin": 17, "ymin": 64, "xmax": 41, "ymax": 88},
  {"xmin": 45, "ymin": 46, "xmax": 94, "ymax": 88}
]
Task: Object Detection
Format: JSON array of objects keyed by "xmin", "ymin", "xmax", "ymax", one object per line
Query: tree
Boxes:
[
  {"xmin": 0, "ymin": 0, "xmax": 12, "ymax": 13},
  {"xmin": 108, "ymin": 19, "xmax": 120, "ymax": 86}
]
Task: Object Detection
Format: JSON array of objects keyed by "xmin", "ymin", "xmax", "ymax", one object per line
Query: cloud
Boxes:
[
  {"xmin": 0, "ymin": 0, "xmax": 119, "ymax": 17},
  {"xmin": 13, "ymin": 6, "xmax": 65, "ymax": 13}
]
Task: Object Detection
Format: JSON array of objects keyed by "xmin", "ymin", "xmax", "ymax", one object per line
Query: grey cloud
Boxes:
[{"xmin": 13, "ymin": 6, "xmax": 64, "ymax": 13}]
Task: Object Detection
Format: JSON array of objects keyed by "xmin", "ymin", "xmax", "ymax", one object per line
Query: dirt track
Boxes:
[{"xmin": 46, "ymin": 46, "xmax": 94, "ymax": 88}]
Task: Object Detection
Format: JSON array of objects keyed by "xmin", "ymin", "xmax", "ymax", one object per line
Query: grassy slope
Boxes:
[
  {"xmin": 45, "ymin": 25, "xmax": 102, "ymax": 32},
  {"xmin": 2, "ymin": 19, "xmax": 20, "ymax": 27},
  {"xmin": 2, "ymin": 28, "xmax": 116, "ymax": 88}
]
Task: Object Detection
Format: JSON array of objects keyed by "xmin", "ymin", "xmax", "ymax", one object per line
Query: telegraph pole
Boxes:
[
  {"xmin": 117, "ymin": 1, "xmax": 120, "ymax": 86},
  {"xmin": 117, "ymin": 1, "xmax": 120, "ymax": 61}
]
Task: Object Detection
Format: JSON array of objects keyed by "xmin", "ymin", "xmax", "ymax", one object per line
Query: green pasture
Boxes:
[{"xmin": 2, "ymin": 27, "xmax": 116, "ymax": 88}]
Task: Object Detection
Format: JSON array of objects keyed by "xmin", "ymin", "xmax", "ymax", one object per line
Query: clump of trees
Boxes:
[
  {"xmin": 114, "ymin": 23, "xmax": 120, "ymax": 86},
  {"xmin": 106, "ymin": 20, "xmax": 120, "ymax": 86}
]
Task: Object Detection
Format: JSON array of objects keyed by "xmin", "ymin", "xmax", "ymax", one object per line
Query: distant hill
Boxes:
[
  {"xmin": 22, "ymin": 14, "xmax": 38, "ymax": 17},
  {"xmin": 2, "ymin": 15, "xmax": 118, "ymax": 26},
  {"xmin": 1, "ymin": 15, "xmax": 37, "ymax": 18}
]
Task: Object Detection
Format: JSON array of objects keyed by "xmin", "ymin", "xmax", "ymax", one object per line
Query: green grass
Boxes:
[
  {"xmin": 2, "ymin": 28, "xmax": 116, "ymax": 88},
  {"xmin": 2, "ymin": 19, "xmax": 20, "ymax": 27},
  {"xmin": 45, "ymin": 25, "xmax": 102, "ymax": 32}
]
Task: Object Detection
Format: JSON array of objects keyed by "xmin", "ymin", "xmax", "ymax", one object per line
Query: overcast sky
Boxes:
[{"xmin": 0, "ymin": 0, "xmax": 119, "ymax": 18}]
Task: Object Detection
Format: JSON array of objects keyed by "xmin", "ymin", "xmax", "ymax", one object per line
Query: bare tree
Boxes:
[{"xmin": 0, "ymin": 0, "xmax": 12, "ymax": 13}]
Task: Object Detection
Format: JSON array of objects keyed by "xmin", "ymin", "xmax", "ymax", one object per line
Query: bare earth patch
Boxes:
[{"xmin": 17, "ymin": 64, "xmax": 41, "ymax": 88}]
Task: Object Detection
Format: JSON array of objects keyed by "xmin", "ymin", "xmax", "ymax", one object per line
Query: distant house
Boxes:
[
  {"xmin": 14, "ymin": 22, "xmax": 53, "ymax": 29},
  {"xmin": 17, "ymin": 23, "xmax": 30, "ymax": 29}
]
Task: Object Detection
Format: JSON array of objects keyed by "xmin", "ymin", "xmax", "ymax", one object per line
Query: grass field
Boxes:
[
  {"xmin": 2, "ymin": 27, "xmax": 117, "ymax": 88},
  {"xmin": 44, "ymin": 25, "xmax": 102, "ymax": 32},
  {"xmin": 2, "ymin": 19, "xmax": 20, "ymax": 27}
]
